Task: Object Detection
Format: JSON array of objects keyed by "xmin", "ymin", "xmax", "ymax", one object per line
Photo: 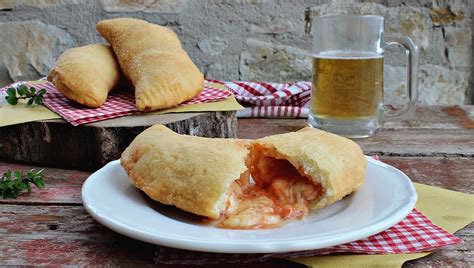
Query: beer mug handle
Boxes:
[{"xmin": 383, "ymin": 35, "xmax": 419, "ymax": 121}]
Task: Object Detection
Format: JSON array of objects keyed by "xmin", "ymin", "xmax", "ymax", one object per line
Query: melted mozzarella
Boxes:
[{"xmin": 217, "ymin": 172, "xmax": 321, "ymax": 229}]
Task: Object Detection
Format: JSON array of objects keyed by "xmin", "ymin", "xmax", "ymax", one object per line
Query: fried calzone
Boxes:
[
  {"xmin": 121, "ymin": 125, "xmax": 249, "ymax": 220},
  {"xmin": 47, "ymin": 44, "xmax": 123, "ymax": 108},
  {"xmin": 121, "ymin": 125, "xmax": 366, "ymax": 229},
  {"xmin": 96, "ymin": 18, "xmax": 204, "ymax": 112}
]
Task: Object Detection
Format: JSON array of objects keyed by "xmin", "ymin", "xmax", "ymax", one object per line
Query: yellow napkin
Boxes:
[
  {"xmin": 293, "ymin": 183, "xmax": 474, "ymax": 267},
  {"xmin": 0, "ymin": 101, "xmax": 61, "ymax": 126},
  {"xmin": 0, "ymin": 81, "xmax": 243, "ymax": 127},
  {"xmin": 149, "ymin": 95, "xmax": 242, "ymax": 115}
]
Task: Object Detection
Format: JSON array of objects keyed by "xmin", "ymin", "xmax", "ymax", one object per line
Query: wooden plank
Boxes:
[
  {"xmin": 0, "ymin": 205, "xmax": 471, "ymax": 266},
  {"xmin": 0, "ymin": 111, "xmax": 237, "ymax": 171},
  {"xmin": 384, "ymin": 105, "xmax": 474, "ymax": 130},
  {"xmin": 0, "ymin": 205, "xmax": 156, "ymax": 266},
  {"xmin": 0, "ymin": 205, "xmax": 301, "ymax": 267},
  {"xmin": 358, "ymin": 129, "xmax": 474, "ymax": 156},
  {"xmin": 237, "ymin": 106, "xmax": 474, "ymax": 140},
  {"xmin": 0, "ymin": 157, "xmax": 472, "ymax": 204},
  {"xmin": 238, "ymin": 114, "xmax": 474, "ymax": 157},
  {"xmin": 238, "ymin": 124, "xmax": 474, "ymax": 157},
  {"xmin": 238, "ymin": 118, "xmax": 307, "ymax": 139},
  {"xmin": 379, "ymin": 157, "xmax": 474, "ymax": 194},
  {"xmin": 0, "ymin": 161, "xmax": 88, "ymax": 205},
  {"xmin": 239, "ymin": 123, "xmax": 474, "ymax": 157}
]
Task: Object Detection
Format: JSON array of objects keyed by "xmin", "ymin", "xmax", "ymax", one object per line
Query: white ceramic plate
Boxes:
[{"xmin": 82, "ymin": 156, "xmax": 417, "ymax": 253}]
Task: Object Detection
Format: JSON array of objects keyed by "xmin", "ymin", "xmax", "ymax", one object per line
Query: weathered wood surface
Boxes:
[
  {"xmin": 0, "ymin": 111, "xmax": 237, "ymax": 171},
  {"xmin": 238, "ymin": 106, "xmax": 474, "ymax": 157},
  {"xmin": 0, "ymin": 161, "xmax": 87, "ymax": 205},
  {"xmin": 241, "ymin": 126, "xmax": 474, "ymax": 156},
  {"xmin": 380, "ymin": 157, "xmax": 474, "ymax": 194},
  {"xmin": 0, "ymin": 105, "xmax": 473, "ymax": 267},
  {"xmin": 237, "ymin": 106, "xmax": 474, "ymax": 136},
  {"xmin": 0, "ymin": 156, "xmax": 471, "ymax": 205},
  {"xmin": 0, "ymin": 204, "xmax": 470, "ymax": 267}
]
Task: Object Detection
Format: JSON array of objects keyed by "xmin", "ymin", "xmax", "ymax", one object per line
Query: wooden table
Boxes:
[{"xmin": 0, "ymin": 105, "xmax": 472, "ymax": 267}]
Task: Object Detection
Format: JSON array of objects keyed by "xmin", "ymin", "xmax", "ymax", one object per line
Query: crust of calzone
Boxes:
[
  {"xmin": 251, "ymin": 127, "xmax": 366, "ymax": 210},
  {"xmin": 120, "ymin": 125, "xmax": 249, "ymax": 219},
  {"xmin": 96, "ymin": 18, "xmax": 204, "ymax": 112},
  {"xmin": 47, "ymin": 44, "xmax": 123, "ymax": 108}
]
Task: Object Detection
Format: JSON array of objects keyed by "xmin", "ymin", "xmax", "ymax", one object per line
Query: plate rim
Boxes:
[{"xmin": 81, "ymin": 156, "xmax": 417, "ymax": 253}]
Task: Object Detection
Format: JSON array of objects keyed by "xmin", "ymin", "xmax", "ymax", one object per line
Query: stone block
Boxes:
[
  {"xmin": 444, "ymin": 27, "xmax": 472, "ymax": 67},
  {"xmin": 0, "ymin": 0, "xmax": 14, "ymax": 10},
  {"xmin": 249, "ymin": 18, "xmax": 294, "ymax": 34},
  {"xmin": 205, "ymin": 57, "xmax": 240, "ymax": 81},
  {"xmin": 0, "ymin": 20, "xmax": 75, "ymax": 85},
  {"xmin": 384, "ymin": 64, "xmax": 468, "ymax": 106},
  {"xmin": 207, "ymin": 0, "xmax": 271, "ymax": 5},
  {"xmin": 0, "ymin": 0, "xmax": 75, "ymax": 9},
  {"xmin": 422, "ymin": 26, "xmax": 449, "ymax": 66},
  {"xmin": 101, "ymin": 0, "xmax": 186, "ymax": 13},
  {"xmin": 311, "ymin": 1, "xmax": 386, "ymax": 17},
  {"xmin": 418, "ymin": 64, "xmax": 468, "ymax": 105},
  {"xmin": 0, "ymin": 0, "xmax": 470, "ymax": 104},
  {"xmin": 198, "ymin": 37, "xmax": 227, "ymax": 56},
  {"xmin": 430, "ymin": 6, "xmax": 465, "ymax": 26},
  {"xmin": 387, "ymin": 6, "xmax": 429, "ymax": 50},
  {"xmin": 310, "ymin": 2, "xmax": 430, "ymax": 50},
  {"xmin": 239, "ymin": 39, "xmax": 312, "ymax": 82},
  {"xmin": 384, "ymin": 65, "xmax": 409, "ymax": 105}
]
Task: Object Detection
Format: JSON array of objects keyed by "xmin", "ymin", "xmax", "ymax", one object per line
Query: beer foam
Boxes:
[{"xmin": 314, "ymin": 51, "xmax": 383, "ymax": 59}]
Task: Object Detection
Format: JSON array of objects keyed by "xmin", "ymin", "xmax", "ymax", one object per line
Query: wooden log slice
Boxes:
[{"xmin": 0, "ymin": 111, "xmax": 237, "ymax": 171}]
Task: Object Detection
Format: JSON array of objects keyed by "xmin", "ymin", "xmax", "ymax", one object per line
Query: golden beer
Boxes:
[{"xmin": 311, "ymin": 53, "xmax": 384, "ymax": 119}]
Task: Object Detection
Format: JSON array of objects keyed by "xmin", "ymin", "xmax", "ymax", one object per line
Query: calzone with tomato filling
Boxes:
[{"xmin": 121, "ymin": 125, "xmax": 366, "ymax": 229}]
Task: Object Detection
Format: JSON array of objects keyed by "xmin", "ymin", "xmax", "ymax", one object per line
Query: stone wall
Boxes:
[{"xmin": 0, "ymin": 0, "xmax": 472, "ymax": 105}]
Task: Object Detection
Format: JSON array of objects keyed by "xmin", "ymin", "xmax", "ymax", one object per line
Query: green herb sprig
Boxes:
[
  {"xmin": 5, "ymin": 85, "xmax": 46, "ymax": 105},
  {"xmin": 0, "ymin": 169, "xmax": 45, "ymax": 198}
]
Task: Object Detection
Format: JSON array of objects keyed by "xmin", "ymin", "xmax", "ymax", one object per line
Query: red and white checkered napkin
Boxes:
[
  {"xmin": 5, "ymin": 81, "xmax": 232, "ymax": 126},
  {"xmin": 209, "ymin": 79, "xmax": 312, "ymax": 118},
  {"xmin": 154, "ymin": 208, "xmax": 462, "ymax": 265},
  {"xmin": 2, "ymin": 79, "xmax": 310, "ymax": 125}
]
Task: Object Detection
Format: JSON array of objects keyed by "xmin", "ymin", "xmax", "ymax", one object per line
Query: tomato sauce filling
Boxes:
[{"xmin": 216, "ymin": 146, "xmax": 323, "ymax": 229}]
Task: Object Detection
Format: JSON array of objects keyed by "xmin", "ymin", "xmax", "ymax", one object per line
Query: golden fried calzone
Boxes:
[
  {"xmin": 47, "ymin": 44, "xmax": 124, "ymax": 108},
  {"xmin": 121, "ymin": 125, "xmax": 366, "ymax": 229},
  {"xmin": 121, "ymin": 125, "xmax": 249, "ymax": 219},
  {"xmin": 96, "ymin": 18, "xmax": 204, "ymax": 112},
  {"xmin": 249, "ymin": 127, "xmax": 366, "ymax": 212},
  {"xmin": 217, "ymin": 128, "xmax": 366, "ymax": 229}
]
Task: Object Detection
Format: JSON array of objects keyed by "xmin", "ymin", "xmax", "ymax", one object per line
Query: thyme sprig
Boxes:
[
  {"xmin": 5, "ymin": 85, "xmax": 46, "ymax": 105},
  {"xmin": 0, "ymin": 169, "xmax": 45, "ymax": 198}
]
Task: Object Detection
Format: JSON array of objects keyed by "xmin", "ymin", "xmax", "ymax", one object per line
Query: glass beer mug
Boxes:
[{"xmin": 308, "ymin": 15, "xmax": 419, "ymax": 138}]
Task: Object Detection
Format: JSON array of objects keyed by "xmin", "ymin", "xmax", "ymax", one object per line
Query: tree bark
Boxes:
[{"xmin": 0, "ymin": 111, "xmax": 237, "ymax": 171}]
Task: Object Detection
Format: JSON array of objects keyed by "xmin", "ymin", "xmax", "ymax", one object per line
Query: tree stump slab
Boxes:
[{"xmin": 0, "ymin": 111, "xmax": 237, "ymax": 171}]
